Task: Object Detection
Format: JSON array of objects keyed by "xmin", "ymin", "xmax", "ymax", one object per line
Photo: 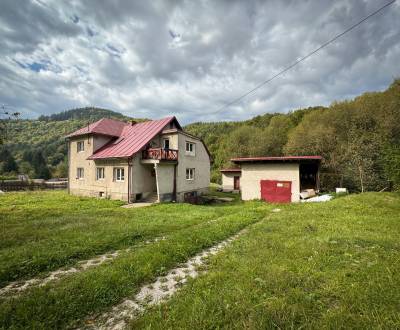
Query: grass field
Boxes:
[{"xmin": 0, "ymin": 191, "xmax": 399, "ymax": 329}]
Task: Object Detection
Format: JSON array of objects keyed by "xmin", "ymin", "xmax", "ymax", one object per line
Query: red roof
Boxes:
[
  {"xmin": 220, "ymin": 168, "xmax": 242, "ymax": 172},
  {"xmin": 66, "ymin": 118, "xmax": 128, "ymax": 138},
  {"xmin": 231, "ymin": 156, "xmax": 322, "ymax": 163},
  {"xmin": 88, "ymin": 116, "xmax": 178, "ymax": 159}
]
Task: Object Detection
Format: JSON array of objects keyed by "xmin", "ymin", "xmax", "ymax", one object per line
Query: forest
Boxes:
[{"xmin": 0, "ymin": 80, "xmax": 399, "ymax": 192}]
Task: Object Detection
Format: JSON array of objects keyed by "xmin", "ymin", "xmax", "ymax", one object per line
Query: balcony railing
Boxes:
[{"xmin": 142, "ymin": 148, "xmax": 178, "ymax": 161}]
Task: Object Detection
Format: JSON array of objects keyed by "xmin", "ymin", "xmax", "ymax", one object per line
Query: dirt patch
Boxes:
[
  {"xmin": 0, "ymin": 237, "xmax": 165, "ymax": 297},
  {"xmin": 83, "ymin": 229, "xmax": 246, "ymax": 330}
]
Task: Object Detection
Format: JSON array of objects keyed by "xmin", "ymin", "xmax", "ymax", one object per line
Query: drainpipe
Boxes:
[{"xmin": 128, "ymin": 157, "xmax": 132, "ymax": 203}]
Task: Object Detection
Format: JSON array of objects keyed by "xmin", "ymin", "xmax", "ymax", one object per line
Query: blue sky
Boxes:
[{"xmin": 0, "ymin": 0, "xmax": 399, "ymax": 124}]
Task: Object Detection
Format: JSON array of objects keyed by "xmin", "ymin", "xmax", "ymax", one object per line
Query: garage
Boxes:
[{"xmin": 230, "ymin": 156, "xmax": 322, "ymax": 203}]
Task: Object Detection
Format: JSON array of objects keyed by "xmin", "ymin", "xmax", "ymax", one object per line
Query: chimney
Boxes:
[{"xmin": 130, "ymin": 120, "xmax": 136, "ymax": 126}]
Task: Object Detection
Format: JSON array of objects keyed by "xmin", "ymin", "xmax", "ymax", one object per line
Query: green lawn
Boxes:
[
  {"xmin": 132, "ymin": 193, "xmax": 400, "ymax": 329},
  {"xmin": 0, "ymin": 191, "xmax": 399, "ymax": 329},
  {"xmin": 0, "ymin": 190, "xmax": 246, "ymax": 285}
]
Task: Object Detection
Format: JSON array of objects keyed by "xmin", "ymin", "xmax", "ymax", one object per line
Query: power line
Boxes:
[{"xmin": 213, "ymin": 0, "xmax": 396, "ymax": 114}]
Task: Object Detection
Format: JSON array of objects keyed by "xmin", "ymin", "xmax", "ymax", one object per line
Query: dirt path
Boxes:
[
  {"xmin": 83, "ymin": 229, "xmax": 246, "ymax": 330},
  {"xmin": 0, "ymin": 237, "xmax": 165, "ymax": 297}
]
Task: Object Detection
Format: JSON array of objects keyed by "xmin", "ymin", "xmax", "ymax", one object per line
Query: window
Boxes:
[
  {"xmin": 185, "ymin": 141, "xmax": 195, "ymax": 155},
  {"xmin": 113, "ymin": 167, "xmax": 125, "ymax": 182},
  {"xmin": 77, "ymin": 141, "xmax": 84, "ymax": 152},
  {"xmin": 96, "ymin": 167, "xmax": 105, "ymax": 180},
  {"xmin": 163, "ymin": 138, "xmax": 170, "ymax": 149},
  {"xmin": 186, "ymin": 168, "xmax": 195, "ymax": 180},
  {"xmin": 77, "ymin": 167, "xmax": 84, "ymax": 179}
]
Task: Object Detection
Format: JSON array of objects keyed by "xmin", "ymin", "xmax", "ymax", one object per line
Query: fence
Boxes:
[{"xmin": 0, "ymin": 180, "xmax": 67, "ymax": 192}]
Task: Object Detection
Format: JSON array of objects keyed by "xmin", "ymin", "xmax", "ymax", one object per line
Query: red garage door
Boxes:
[{"xmin": 260, "ymin": 180, "xmax": 292, "ymax": 203}]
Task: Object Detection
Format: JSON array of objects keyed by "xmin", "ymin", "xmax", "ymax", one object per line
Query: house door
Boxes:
[
  {"xmin": 260, "ymin": 180, "xmax": 292, "ymax": 203},
  {"xmin": 233, "ymin": 176, "xmax": 240, "ymax": 190}
]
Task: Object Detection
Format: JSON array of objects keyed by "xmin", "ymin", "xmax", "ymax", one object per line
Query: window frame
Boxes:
[
  {"xmin": 96, "ymin": 167, "xmax": 105, "ymax": 180},
  {"xmin": 77, "ymin": 141, "xmax": 85, "ymax": 152},
  {"xmin": 163, "ymin": 138, "xmax": 170, "ymax": 149},
  {"xmin": 77, "ymin": 167, "xmax": 84, "ymax": 179},
  {"xmin": 113, "ymin": 167, "xmax": 125, "ymax": 182},
  {"xmin": 186, "ymin": 168, "xmax": 195, "ymax": 181},
  {"xmin": 185, "ymin": 141, "xmax": 195, "ymax": 155}
]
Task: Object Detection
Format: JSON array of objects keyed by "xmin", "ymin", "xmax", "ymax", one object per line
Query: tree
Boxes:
[
  {"xmin": 31, "ymin": 150, "xmax": 51, "ymax": 179},
  {"xmin": 1, "ymin": 149, "xmax": 18, "ymax": 173},
  {"xmin": 382, "ymin": 144, "xmax": 400, "ymax": 191},
  {"xmin": 53, "ymin": 160, "xmax": 68, "ymax": 178},
  {"xmin": 261, "ymin": 115, "xmax": 294, "ymax": 156},
  {"xmin": 344, "ymin": 131, "xmax": 384, "ymax": 192}
]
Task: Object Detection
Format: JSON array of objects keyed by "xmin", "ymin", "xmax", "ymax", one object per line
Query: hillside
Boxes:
[
  {"xmin": 1, "ymin": 81, "xmax": 399, "ymax": 192},
  {"xmin": 0, "ymin": 107, "xmax": 141, "ymax": 179},
  {"xmin": 37, "ymin": 107, "xmax": 131, "ymax": 122},
  {"xmin": 184, "ymin": 81, "xmax": 400, "ymax": 191}
]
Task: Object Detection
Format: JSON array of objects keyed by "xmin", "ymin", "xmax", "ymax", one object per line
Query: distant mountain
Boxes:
[{"xmin": 37, "ymin": 107, "xmax": 131, "ymax": 122}]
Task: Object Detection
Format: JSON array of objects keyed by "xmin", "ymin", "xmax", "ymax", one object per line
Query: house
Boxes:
[
  {"xmin": 66, "ymin": 116, "xmax": 211, "ymax": 203},
  {"xmin": 220, "ymin": 168, "xmax": 241, "ymax": 192},
  {"xmin": 221, "ymin": 156, "xmax": 322, "ymax": 203}
]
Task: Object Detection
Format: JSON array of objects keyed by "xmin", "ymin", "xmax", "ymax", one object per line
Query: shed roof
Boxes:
[
  {"xmin": 231, "ymin": 156, "xmax": 322, "ymax": 163},
  {"xmin": 220, "ymin": 168, "xmax": 242, "ymax": 173}
]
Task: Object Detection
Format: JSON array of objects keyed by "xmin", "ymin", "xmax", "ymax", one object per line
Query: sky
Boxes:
[{"xmin": 0, "ymin": 0, "xmax": 399, "ymax": 124}]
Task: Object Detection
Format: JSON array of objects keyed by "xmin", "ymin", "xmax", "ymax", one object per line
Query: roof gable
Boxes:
[{"xmin": 88, "ymin": 116, "xmax": 178, "ymax": 159}]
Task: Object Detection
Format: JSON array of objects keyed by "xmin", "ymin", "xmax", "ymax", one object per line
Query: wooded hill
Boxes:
[
  {"xmin": 188, "ymin": 79, "xmax": 400, "ymax": 191},
  {"xmin": 1, "ymin": 80, "xmax": 399, "ymax": 191}
]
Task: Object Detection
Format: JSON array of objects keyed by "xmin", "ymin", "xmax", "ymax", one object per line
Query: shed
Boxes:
[
  {"xmin": 231, "ymin": 156, "xmax": 322, "ymax": 203},
  {"xmin": 220, "ymin": 168, "xmax": 242, "ymax": 192}
]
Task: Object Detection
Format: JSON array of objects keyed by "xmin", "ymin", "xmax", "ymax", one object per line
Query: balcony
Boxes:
[{"xmin": 142, "ymin": 148, "xmax": 178, "ymax": 162}]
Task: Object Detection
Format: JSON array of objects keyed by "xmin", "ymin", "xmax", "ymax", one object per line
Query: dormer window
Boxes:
[{"xmin": 77, "ymin": 141, "xmax": 84, "ymax": 152}]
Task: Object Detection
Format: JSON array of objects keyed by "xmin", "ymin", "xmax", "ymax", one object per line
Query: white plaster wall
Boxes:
[
  {"xmin": 149, "ymin": 132, "xmax": 178, "ymax": 149},
  {"xmin": 131, "ymin": 154, "xmax": 156, "ymax": 199},
  {"xmin": 221, "ymin": 172, "xmax": 239, "ymax": 191},
  {"xmin": 155, "ymin": 163, "xmax": 175, "ymax": 201},
  {"xmin": 68, "ymin": 136, "xmax": 129, "ymax": 201},
  {"xmin": 240, "ymin": 163, "xmax": 300, "ymax": 202},
  {"xmin": 176, "ymin": 132, "xmax": 210, "ymax": 200}
]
